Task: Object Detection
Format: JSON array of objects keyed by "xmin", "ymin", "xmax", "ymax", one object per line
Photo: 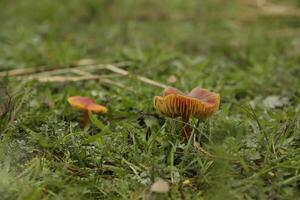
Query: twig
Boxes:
[
  {"xmin": 78, "ymin": 62, "xmax": 129, "ymax": 71},
  {"xmin": 21, "ymin": 69, "xmax": 134, "ymax": 91},
  {"xmin": 137, "ymin": 76, "xmax": 168, "ymax": 89},
  {"xmin": 1, "ymin": 59, "xmax": 168, "ymax": 89},
  {"xmin": 104, "ymin": 64, "xmax": 168, "ymax": 89},
  {"xmin": 0, "ymin": 58, "xmax": 96, "ymax": 77},
  {"xmin": 31, "ymin": 64, "xmax": 168, "ymax": 89},
  {"xmin": 0, "ymin": 66, "xmax": 63, "ymax": 77},
  {"xmin": 104, "ymin": 64, "xmax": 128, "ymax": 75},
  {"xmin": 24, "ymin": 75, "xmax": 119, "ymax": 83},
  {"xmin": 64, "ymin": 69, "xmax": 134, "ymax": 91},
  {"xmin": 28, "ymin": 68, "xmax": 73, "ymax": 77},
  {"xmin": 0, "ymin": 61, "xmax": 129, "ymax": 78},
  {"xmin": 69, "ymin": 69, "xmax": 92, "ymax": 76},
  {"xmin": 23, "ymin": 63, "xmax": 128, "ymax": 78}
]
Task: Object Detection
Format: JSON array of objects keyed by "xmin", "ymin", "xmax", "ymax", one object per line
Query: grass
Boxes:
[{"xmin": 1, "ymin": 0, "xmax": 300, "ymax": 199}]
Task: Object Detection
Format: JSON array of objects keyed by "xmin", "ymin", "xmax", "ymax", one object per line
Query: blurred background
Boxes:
[
  {"xmin": 1, "ymin": 0, "xmax": 300, "ymax": 67},
  {"xmin": 1, "ymin": 1, "xmax": 300, "ymax": 199},
  {"xmin": 1, "ymin": 0, "xmax": 300, "ymax": 96}
]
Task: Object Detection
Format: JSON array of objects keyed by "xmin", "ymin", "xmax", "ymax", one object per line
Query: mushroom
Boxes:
[
  {"xmin": 68, "ymin": 96, "xmax": 108, "ymax": 127},
  {"xmin": 153, "ymin": 87, "xmax": 220, "ymax": 140}
]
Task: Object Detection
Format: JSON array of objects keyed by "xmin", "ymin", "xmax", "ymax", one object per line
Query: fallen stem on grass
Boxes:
[
  {"xmin": 0, "ymin": 60, "xmax": 128, "ymax": 78},
  {"xmin": 2, "ymin": 59, "xmax": 168, "ymax": 89},
  {"xmin": 22, "ymin": 74, "xmax": 122, "ymax": 82},
  {"xmin": 104, "ymin": 64, "xmax": 168, "ymax": 89},
  {"xmin": 0, "ymin": 66, "xmax": 64, "ymax": 77}
]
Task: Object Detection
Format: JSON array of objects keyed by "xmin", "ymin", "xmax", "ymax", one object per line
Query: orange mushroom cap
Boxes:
[
  {"xmin": 154, "ymin": 87, "xmax": 220, "ymax": 119},
  {"xmin": 68, "ymin": 96, "xmax": 108, "ymax": 113}
]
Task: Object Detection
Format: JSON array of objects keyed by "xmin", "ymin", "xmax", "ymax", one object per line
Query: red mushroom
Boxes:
[
  {"xmin": 154, "ymin": 87, "xmax": 220, "ymax": 140},
  {"xmin": 68, "ymin": 96, "xmax": 107, "ymax": 127}
]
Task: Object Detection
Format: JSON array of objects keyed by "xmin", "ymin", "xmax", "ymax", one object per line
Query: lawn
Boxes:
[{"xmin": 0, "ymin": 0, "xmax": 300, "ymax": 199}]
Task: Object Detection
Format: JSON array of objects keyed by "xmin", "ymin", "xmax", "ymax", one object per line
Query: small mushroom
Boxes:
[
  {"xmin": 154, "ymin": 87, "xmax": 220, "ymax": 140},
  {"xmin": 68, "ymin": 96, "xmax": 107, "ymax": 127}
]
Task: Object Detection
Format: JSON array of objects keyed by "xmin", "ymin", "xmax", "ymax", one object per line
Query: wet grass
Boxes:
[{"xmin": 0, "ymin": 0, "xmax": 300, "ymax": 199}]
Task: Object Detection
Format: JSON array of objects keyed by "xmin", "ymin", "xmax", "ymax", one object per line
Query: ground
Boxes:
[{"xmin": 0, "ymin": 0, "xmax": 300, "ymax": 199}]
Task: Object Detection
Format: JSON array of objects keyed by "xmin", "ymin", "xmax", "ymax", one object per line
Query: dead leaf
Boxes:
[{"xmin": 150, "ymin": 179, "xmax": 170, "ymax": 193}]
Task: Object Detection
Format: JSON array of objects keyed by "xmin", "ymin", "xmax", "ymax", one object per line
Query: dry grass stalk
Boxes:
[
  {"xmin": 104, "ymin": 64, "xmax": 168, "ymax": 89},
  {"xmin": 0, "ymin": 60, "xmax": 128, "ymax": 78},
  {"xmin": 0, "ymin": 66, "xmax": 63, "ymax": 77},
  {"xmin": 1, "ymin": 59, "xmax": 168, "ymax": 89},
  {"xmin": 22, "ymin": 68, "xmax": 134, "ymax": 91}
]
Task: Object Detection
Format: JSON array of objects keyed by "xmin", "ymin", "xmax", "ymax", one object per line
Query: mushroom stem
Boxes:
[
  {"xmin": 181, "ymin": 114, "xmax": 191, "ymax": 140},
  {"xmin": 81, "ymin": 111, "xmax": 89, "ymax": 127}
]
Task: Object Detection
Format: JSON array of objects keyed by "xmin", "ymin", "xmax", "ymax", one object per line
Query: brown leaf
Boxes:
[{"xmin": 150, "ymin": 179, "xmax": 170, "ymax": 193}]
